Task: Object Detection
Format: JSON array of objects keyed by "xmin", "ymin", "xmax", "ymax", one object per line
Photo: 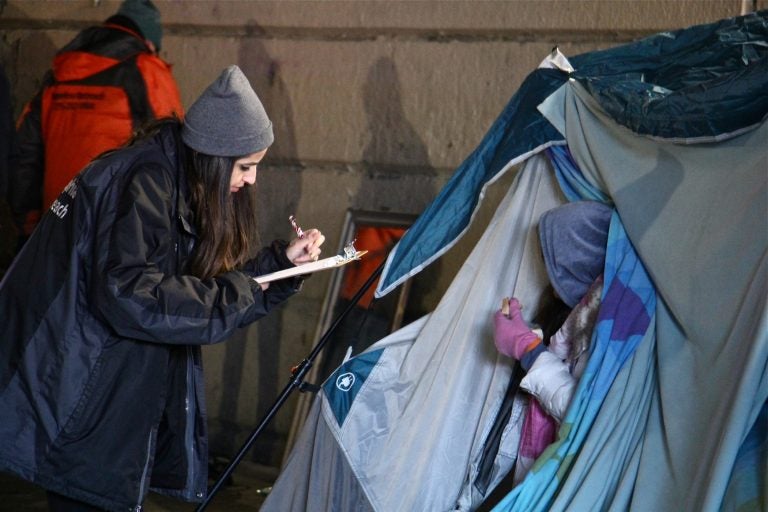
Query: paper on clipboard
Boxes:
[{"xmin": 254, "ymin": 249, "xmax": 367, "ymax": 285}]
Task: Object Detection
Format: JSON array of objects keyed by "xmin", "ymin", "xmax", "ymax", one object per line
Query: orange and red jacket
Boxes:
[{"xmin": 9, "ymin": 22, "xmax": 183, "ymax": 238}]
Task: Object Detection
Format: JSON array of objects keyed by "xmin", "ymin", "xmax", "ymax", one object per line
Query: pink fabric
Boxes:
[
  {"xmin": 518, "ymin": 398, "xmax": 557, "ymax": 459},
  {"xmin": 493, "ymin": 298, "xmax": 540, "ymax": 359}
]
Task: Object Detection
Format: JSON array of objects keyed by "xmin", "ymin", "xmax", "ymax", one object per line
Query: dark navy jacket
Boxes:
[{"xmin": 0, "ymin": 124, "xmax": 298, "ymax": 511}]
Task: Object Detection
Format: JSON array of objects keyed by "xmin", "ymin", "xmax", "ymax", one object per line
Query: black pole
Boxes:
[{"xmin": 196, "ymin": 260, "xmax": 386, "ymax": 511}]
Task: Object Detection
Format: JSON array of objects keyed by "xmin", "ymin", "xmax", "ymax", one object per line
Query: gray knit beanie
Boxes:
[
  {"xmin": 538, "ymin": 201, "xmax": 613, "ymax": 308},
  {"xmin": 182, "ymin": 65, "xmax": 274, "ymax": 157},
  {"xmin": 116, "ymin": 0, "xmax": 162, "ymax": 50}
]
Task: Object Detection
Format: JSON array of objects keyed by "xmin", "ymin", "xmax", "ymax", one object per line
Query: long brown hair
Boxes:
[
  {"xmin": 125, "ymin": 117, "xmax": 260, "ymax": 280},
  {"xmin": 184, "ymin": 145, "xmax": 260, "ymax": 279}
]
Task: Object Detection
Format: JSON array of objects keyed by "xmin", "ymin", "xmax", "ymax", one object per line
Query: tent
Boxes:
[{"xmin": 263, "ymin": 11, "xmax": 767, "ymax": 511}]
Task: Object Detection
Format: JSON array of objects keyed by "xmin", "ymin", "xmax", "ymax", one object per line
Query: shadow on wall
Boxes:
[
  {"xmin": 0, "ymin": 5, "xmax": 58, "ymax": 276},
  {"xmin": 316, "ymin": 57, "xmax": 442, "ymax": 377},
  {"xmin": 359, "ymin": 57, "xmax": 442, "ymax": 325},
  {"xmin": 208, "ymin": 20, "xmax": 304, "ymax": 468},
  {"xmin": 361, "ymin": 57, "xmax": 432, "ymax": 174}
]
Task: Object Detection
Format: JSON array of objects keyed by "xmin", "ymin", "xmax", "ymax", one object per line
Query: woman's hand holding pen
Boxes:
[{"xmin": 286, "ymin": 228, "xmax": 325, "ymax": 265}]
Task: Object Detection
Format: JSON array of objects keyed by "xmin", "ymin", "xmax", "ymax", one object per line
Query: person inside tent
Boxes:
[{"xmin": 493, "ymin": 200, "xmax": 613, "ymax": 485}]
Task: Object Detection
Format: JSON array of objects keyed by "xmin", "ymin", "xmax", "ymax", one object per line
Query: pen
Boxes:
[{"xmin": 289, "ymin": 215, "xmax": 305, "ymax": 239}]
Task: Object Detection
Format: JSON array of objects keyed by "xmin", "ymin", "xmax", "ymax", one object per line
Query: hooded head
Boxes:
[
  {"xmin": 116, "ymin": 0, "xmax": 163, "ymax": 51},
  {"xmin": 181, "ymin": 65, "xmax": 274, "ymax": 158},
  {"xmin": 538, "ymin": 201, "xmax": 613, "ymax": 308}
]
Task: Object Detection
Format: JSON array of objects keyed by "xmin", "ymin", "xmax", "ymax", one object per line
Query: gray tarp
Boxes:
[{"xmin": 543, "ymin": 81, "xmax": 767, "ymax": 510}]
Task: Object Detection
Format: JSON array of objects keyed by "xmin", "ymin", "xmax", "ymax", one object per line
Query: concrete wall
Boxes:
[{"xmin": 0, "ymin": 0, "xmax": 759, "ymax": 469}]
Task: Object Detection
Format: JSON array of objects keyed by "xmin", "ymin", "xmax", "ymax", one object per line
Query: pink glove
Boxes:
[{"xmin": 493, "ymin": 298, "xmax": 541, "ymax": 359}]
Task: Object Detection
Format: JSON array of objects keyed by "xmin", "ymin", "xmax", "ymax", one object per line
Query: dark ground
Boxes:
[{"xmin": 0, "ymin": 461, "xmax": 275, "ymax": 512}]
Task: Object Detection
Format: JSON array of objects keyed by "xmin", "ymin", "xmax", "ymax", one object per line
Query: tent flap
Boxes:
[{"xmin": 570, "ymin": 10, "xmax": 768, "ymax": 140}]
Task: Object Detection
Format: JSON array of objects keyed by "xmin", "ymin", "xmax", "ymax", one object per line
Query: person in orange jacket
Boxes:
[{"xmin": 8, "ymin": 0, "xmax": 183, "ymax": 250}]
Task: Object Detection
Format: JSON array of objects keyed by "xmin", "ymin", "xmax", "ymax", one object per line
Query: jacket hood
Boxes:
[
  {"xmin": 52, "ymin": 51, "xmax": 123, "ymax": 82},
  {"xmin": 52, "ymin": 24, "xmax": 147, "ymax": 82}
]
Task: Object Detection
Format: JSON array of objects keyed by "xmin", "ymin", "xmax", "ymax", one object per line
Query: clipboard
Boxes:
[{"xmin": 254, "ymin": 242, "xmax": 367, "ymax": 285}]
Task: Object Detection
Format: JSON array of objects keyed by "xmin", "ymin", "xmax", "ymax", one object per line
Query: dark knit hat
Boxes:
[
  {"xmin": 117, "ymin": 0, "xmax": 162, "ymax": 50},
  {"xmin": 181, "ymin": 65, "xmax": 274, "ymax": 157},
  {"xmin": 538, "ymin": 201, "xmax": 613, "ymax": 308}
]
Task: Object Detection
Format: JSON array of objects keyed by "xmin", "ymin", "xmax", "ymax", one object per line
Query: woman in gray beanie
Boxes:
[{"xmin": 0, "ymin": 66, "xmax": 324, "ymax": 512}]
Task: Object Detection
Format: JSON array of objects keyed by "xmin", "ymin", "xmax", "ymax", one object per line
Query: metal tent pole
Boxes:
[{"xmin": 196, "ymin": 260, "xmax": 386, "ymax": 511}]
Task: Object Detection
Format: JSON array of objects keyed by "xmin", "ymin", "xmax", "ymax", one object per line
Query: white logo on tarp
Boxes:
[{"xmin": 336, "ymin": 372, "xmax": 355, "ymax": 392}]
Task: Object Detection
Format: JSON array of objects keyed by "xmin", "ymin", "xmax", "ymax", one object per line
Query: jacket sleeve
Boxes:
[
  {"xmin": 9, "ymin": 87, "xmax": 46, "ymax": 240},
  {"xmin": 244, "ymin": 239, "xmax": 306, "ymax": 302},
  {"xmin": 136, "ymin": 54, "xmax": 184, "ymax": 119},
  {"xmin": 93, "ymin": 162, "xmax": 297, "ymax": 345}
]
